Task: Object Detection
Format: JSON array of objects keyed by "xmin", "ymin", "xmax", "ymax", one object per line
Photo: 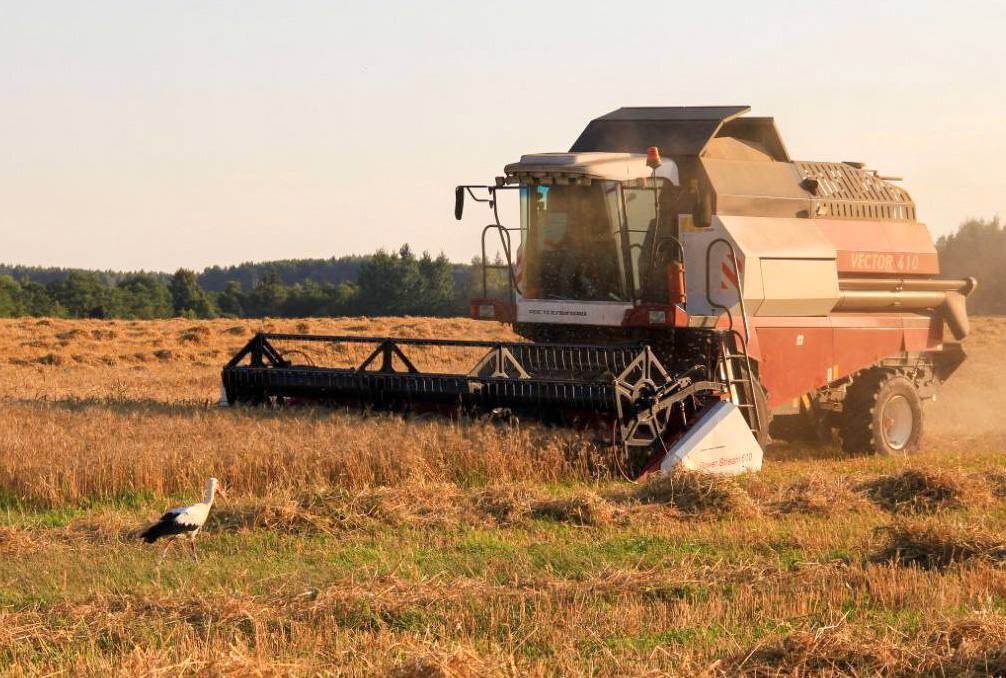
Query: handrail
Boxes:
[
  {"xmin": 704, "ymin": 238, "xmax": 752, "ymax": 344},
  {"xmin": 480, "ymin": 223, "xmax": 523, "ymax": 299},
  {"xmin": 704, "ymin": 238, "xmax": 762, "ymax": 435}
]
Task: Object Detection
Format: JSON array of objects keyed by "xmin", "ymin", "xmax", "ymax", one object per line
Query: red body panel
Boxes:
[
  {"xmin": 757, "ymin": 327, "xmax": 835, "ymax": 404},
  {"xmin": 469, "ymin": 298, "xmax": 515, "ymax": 322},
  {"xmin": 748, "ymin": 313, "xmax": 942, "ymax": 408}
]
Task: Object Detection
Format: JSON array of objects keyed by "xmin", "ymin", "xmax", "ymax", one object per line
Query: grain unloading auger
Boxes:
[{"xmin": 223, "ymin": 106, "xmax": 976, "ymax": 477}]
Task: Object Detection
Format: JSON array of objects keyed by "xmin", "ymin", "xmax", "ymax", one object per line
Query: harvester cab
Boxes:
[{"xmin": 223, "ymin": 106, "xmax": 975, "ymax": 476}]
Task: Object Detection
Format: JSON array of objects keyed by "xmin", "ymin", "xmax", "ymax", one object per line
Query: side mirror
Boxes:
[{"xmin": 454, "ymin": 186, "xmax": 465, "ymax": 220}]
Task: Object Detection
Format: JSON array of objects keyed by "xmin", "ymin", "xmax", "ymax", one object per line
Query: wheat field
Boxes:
[{"xmin": 1, "ymin": 316, "xmax": 1005, "ymax": 676}]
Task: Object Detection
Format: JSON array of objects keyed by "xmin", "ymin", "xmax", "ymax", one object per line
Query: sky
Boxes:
[{"xmin": 1, "ymin": 1, "xmax": 1004, "ymax": 272}]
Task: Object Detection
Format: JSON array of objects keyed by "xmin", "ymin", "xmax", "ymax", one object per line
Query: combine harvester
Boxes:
[{"xmin": 222, "ymin": 107, "xmax": 975, "ymax": 476}]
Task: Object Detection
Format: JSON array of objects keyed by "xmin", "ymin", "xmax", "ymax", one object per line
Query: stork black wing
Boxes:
[{"xmin": 139, "ymin": 513, "xmax": 199, "ymax": 543}]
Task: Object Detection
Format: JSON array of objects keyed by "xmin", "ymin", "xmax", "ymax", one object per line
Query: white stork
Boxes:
[{"xmin": 140, "ymin": 477, "xmax": 224, "ymax": 562}]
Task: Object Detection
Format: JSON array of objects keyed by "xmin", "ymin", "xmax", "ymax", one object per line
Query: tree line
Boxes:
[
  {"xmin": 935, "ymin": 217, "xmax": 1005, "ymax": 315},
  {"xmin": 0, "ymin": 246, "xmax": 476, "ymax": 319},
  {"xmin": 0, "ymin": 217, "xmax": 1000, "ymax": 319}
]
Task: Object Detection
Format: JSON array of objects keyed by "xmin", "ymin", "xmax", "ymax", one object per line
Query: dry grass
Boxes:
[
  {"xmin": 762, "ymin": 473, "xmax": 873, "ymax": 516},
  {"xmin": 0, "ymin": 316, "xmax": 1003, "ymax": 675}
]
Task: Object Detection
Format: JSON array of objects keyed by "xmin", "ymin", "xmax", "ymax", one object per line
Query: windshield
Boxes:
[
  {"xmin": 519, "ymin": 180, "xmax": 685, "ymax": 303},
  {"xmin": 520, "ymin": 182, "xmax": 627, "ymax": 301}
]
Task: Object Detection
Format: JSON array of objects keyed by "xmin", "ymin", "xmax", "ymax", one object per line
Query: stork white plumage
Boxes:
[{"xmin": 140, "ymin": 477, "xmax": 224, "ymax": 562}]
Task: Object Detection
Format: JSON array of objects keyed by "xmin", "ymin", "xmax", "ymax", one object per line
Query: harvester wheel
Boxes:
[{"xmin": 840, "ymin": 371, "xmax": 923, "ymax": 455}]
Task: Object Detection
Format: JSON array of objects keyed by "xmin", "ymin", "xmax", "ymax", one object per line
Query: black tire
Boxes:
[{"xmin": 840, "ymin": 371, "xmax": 923, "ymax": 455}]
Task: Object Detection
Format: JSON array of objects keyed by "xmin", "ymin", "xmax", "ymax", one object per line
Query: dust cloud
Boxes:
[{"xmin": 928, "ymin": 317, "xmax": 1006, "ymax": 437}]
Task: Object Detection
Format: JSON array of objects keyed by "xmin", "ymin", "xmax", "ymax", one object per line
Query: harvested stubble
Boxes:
[
  {"xmin": 210, "ymin": 483, "xmax": 619, "ymax": 533},
  {"xmin": 751, "ymin": 472, "xmax": 873, "ymax": 516},
  {"xmin": 729, "ymin": 625, "xmax": 907, "ymax": 676},
  {"xmin": 0, "ymin": 317, "xmax": 1003, "ymax": 675},
  {"xmin": 729, "ymin": 613, "xmax": 1006, "ymax": 677}
]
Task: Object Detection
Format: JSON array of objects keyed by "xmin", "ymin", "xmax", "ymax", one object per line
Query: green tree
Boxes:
[
  {"xmin": 50, "ymin": 271, "xmax": 122, "ymax": 318},
  {"xmin": 356, "ymin": 245, "xmax": 424, "ymax": 315},
  {"xmin": 246, "ymin": 271, "xmax": 288, "ymax": 317},
  {"xmin": 19, "ymin": 279, "xmax": 61, "ymax": 316},
  {"xmin": 117, "ymin": 274, "xmax": 173, "ymax": 319},
  {"xmin": 416, "ymin": 251, "xmax": 455, "ymax": 316},
  {"xmin": 327, "ymin": 281, "xmax": 359, "ymax": 315},
  {"xmin": 217, "ymin": 280, "xmax": 245, "ymax": 317},
  {"xmin": 169, "ymin": 269, "xmax": 217, "ymax": 318},
  {"xmin": 937, "ymin": 217, "xmax": 1005, "ymax": 315},
  {"xmin": 0, "ymin": 276, "xmax": 23, "ymax": 317}
]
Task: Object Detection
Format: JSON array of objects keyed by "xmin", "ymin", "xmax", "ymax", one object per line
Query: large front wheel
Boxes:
[{"xmin": 840, "ymin": 371, "xmax": 924, "ymax": 455}]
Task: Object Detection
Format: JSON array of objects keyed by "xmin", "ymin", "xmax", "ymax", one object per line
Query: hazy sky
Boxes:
[{"xmin": 2, "ymin": 1, "xmax": 1004, "ymax": 271}]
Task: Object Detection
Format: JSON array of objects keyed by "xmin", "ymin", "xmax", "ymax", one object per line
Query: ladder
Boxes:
[
  {"xmin": 704, "ymin": 239, "xmax": 764, "ymax": 440},
  {"xmin": 717, "ymin": 331, "xmax": 762, "ymax": 439}
]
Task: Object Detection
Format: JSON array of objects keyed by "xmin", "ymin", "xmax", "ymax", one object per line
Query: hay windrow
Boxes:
[
  {"xmin": 728, "ymin": 614, "xmax": 1006, "ymax": 677},
  {"xmin": 857, "ymin": 468, "xmax": 991, "ymax": 514},
  {"xmin": 357, "ymin": 483, "xmax": 471, "ymax": 528},
  {"xmin": 871, "ymin": 520, "xmax": 1006, "ymax": 569},
  {"xmin": 388, "ymin": 647, "xmax": 488, "ymax": 678},
  {"xmin": 728, "ymin": 626, "xmax": 906, "ymax": 676},
  {"xmin": 630, "ymin": 470, "xmax": 758, "ymax": 518},
  {"xmin": 212, "ymin": 484, "xmax": 475, "ymax": 533},
  {"xmin": 469, "ymin": 484, "xmax": 534, "ymax": 525},
  {"xmin": 986, "ymin": 471, "xmax": 1006, "ymax": 498},
  {"xmin": 529, "ymin": 490, "xmax": 615, "ymax": 526},
  {"xmin": 212, "ymin": 483, "xmax": 621, "ymax": 532}
]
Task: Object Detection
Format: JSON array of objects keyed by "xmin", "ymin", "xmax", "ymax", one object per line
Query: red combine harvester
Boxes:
[{"xmin": 223, "ymin": 107, "xmax": 975, "ymax": 476}]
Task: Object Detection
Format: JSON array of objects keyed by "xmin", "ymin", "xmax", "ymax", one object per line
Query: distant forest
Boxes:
[
  {"xmin": 0, "ymin": 246, "xmax": 487, "ymax": 319},
  {"xmin": 935, "ymin": 217, "xmax": 1005, "ymax": 315},
  {"xmin": 0, "ymin": 218, "xmax": 1000, "ymax": 319}
]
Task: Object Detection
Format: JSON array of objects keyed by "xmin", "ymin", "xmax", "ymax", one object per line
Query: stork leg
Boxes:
[
  {"xmin": 187, "ymin": 535, "xmax": 199, "ymax": 562},
  {"xmin": 157, "ymin": 538, "xmax": 174, "ymax": 564}
]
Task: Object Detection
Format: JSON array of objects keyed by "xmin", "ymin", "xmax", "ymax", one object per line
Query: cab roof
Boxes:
[{"xmin": 570, "ymin": 106, "xmax": 790, "ymax": 162}]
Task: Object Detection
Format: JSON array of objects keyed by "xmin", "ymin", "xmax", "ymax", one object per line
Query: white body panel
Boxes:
[
  {"xmin": 516, "ymin": 298, "xmax": 633, "ymax": 326},
  {"xmin": 657, "ymin": 401, "xmax": 763, "ymax": 475},
  {"xmin": 505, "ymin": 152, "xmax": 679, "ymax": 185},
  {"xmin": 681, "ymin": 216, "xmax": 840, "ymax": 318}
]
